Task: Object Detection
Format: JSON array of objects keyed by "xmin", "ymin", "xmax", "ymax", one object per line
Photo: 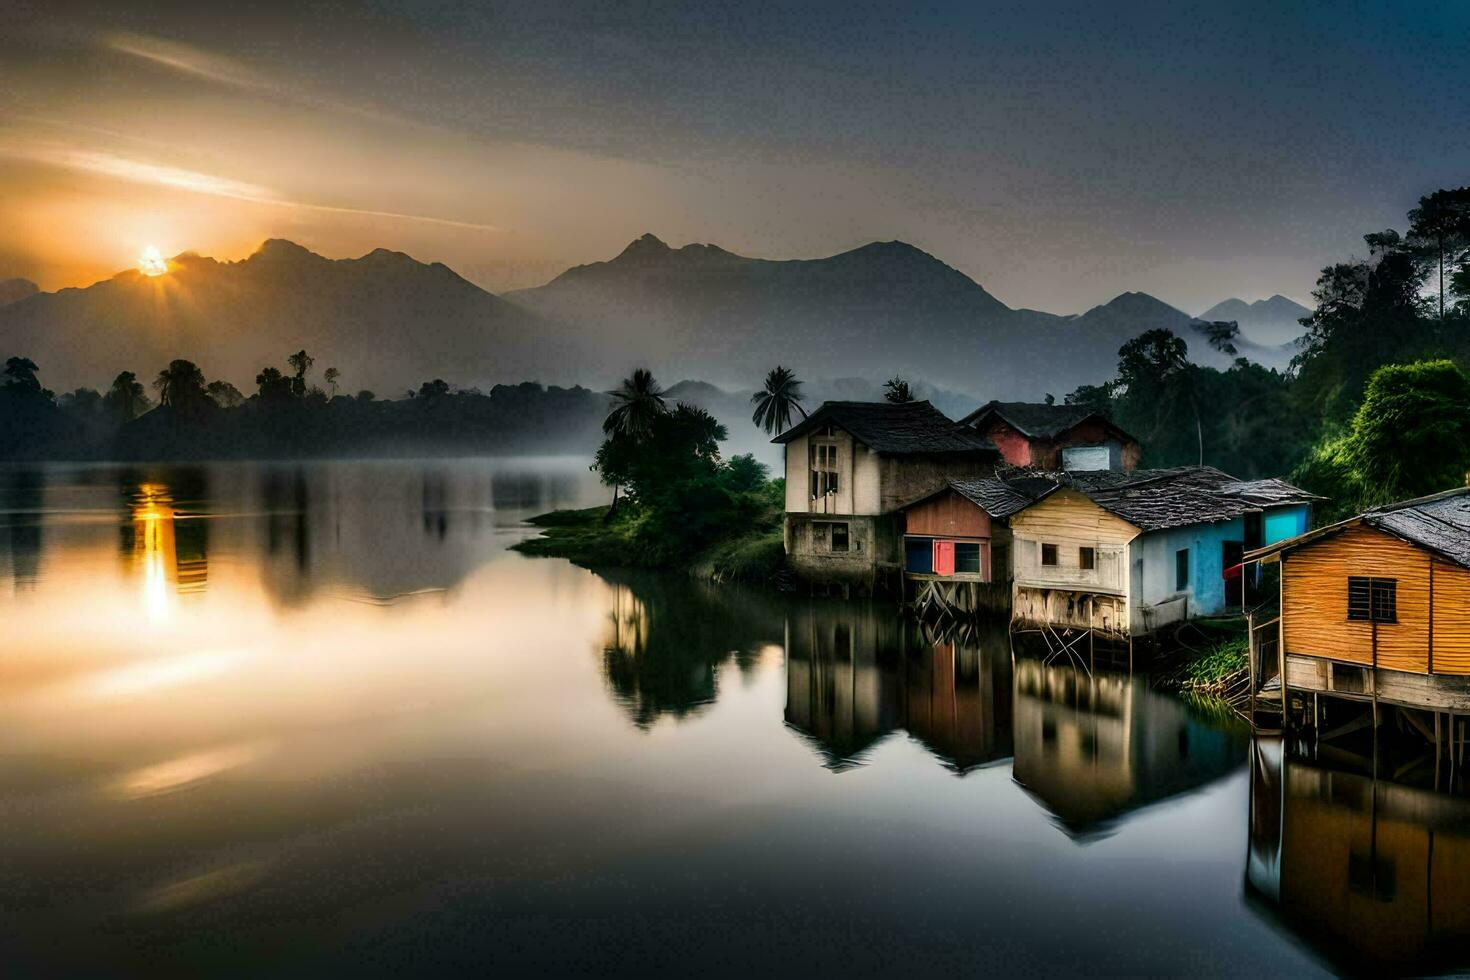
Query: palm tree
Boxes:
[
  {"xmin": 750, "ymin": 366, "xmax": 808, "ymax": 435},
  {"xmin": 153, "ymin": 359, "xmax": 207, "ymax": 410},
  {"xmin": 287, "ymin": 349, "xmax": 314, "ymax": 397},
  {"xmin": 105, "ymin": 370, "xmax": 151, "ymax": 420},
  {"xmin": 883, "ymin": 376, "xmax": 914, "ymax": 403},
  {"xmin": 604, "ymin": 368, "xmax": 668, "ymax": 439}
]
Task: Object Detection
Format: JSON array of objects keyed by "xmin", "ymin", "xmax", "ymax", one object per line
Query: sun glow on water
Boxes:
[{"xmin": 138, "ymin": 245, "xmax": 168, "ymax": 276}]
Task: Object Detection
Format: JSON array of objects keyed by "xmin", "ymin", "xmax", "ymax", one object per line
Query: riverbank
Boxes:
[
  {"xmin": 512, "ymin": 500, "xmax": 786, "ymax": 585},
  {"xmin": 1152, "ymin": 618, "xmax": 1250, "ymax": 714}
]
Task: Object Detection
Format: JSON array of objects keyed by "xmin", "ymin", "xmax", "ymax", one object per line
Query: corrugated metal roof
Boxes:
[{"xmin": 772, "ymin": 400, "xmax": 997, "ymax": 455}]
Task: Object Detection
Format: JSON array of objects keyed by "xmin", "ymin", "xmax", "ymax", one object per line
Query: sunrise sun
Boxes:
[{"xmin": 138, "ymin": 245, "xmax": 168, "ymax": 276}]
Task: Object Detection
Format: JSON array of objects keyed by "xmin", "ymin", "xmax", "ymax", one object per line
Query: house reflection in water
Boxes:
[
  {"xmin": 1246, "ymin": 741, "xmax": 1470, "ymax": 974},
  {"xmin": 1011, "ymin": 659, "xmax": 1244, "ymax": 839},
  {"xmin": 782, "ymin": 607, "xmax": 1012, "ymax": 774},
  {"xmin": 784, "ymin": 603, "xmax": 1244, "ymax": 839}
]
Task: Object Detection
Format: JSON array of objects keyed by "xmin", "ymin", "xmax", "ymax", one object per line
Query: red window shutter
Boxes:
[{"xmin": 933, "ymin": 539, "xmax": 955, "ymax": 576}]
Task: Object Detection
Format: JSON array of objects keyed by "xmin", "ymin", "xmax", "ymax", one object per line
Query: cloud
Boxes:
[
  {"xmin": 108, "ymin": 32, "xmax": 274, "ymax": 94},
  {"xmin": 7, "ymin": 141, "xmax": 504, "ymax": 233},
  {"xmin": 57, "ymin": 149, "xmax": 277, "ymax": 202},
  {"xmin": 105, "ymin": 31, "xmax": 415, "ymax": 128}
]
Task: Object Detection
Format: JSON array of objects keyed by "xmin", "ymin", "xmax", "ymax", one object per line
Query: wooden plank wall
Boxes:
[
  {"xmin": 903, "ymin": 490, "xmax": 992, "ymax": 538},
  {"xmin": 1282, "ymin": 523, "xmax": 1470, "ymax": 676}
]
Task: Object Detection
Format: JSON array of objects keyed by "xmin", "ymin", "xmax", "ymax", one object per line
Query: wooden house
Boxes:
[
  {"xmin": 1008, "ymin": 467, "xmax": 1317, "ymax": 639},
  {"xmin": 958, "ymin": 401, "xmax": 1141, "ymax": 472},
  {"xmin": 774, "ymin": 401, "xmax": 999, "ymax": 593},
  {"xmin": 1245, "ymin": 487, "xmax": 1470, "ymax": 717},
  {"xmin": 894, "ymin": 474, "xmax": 1056, "ymax": 615}
]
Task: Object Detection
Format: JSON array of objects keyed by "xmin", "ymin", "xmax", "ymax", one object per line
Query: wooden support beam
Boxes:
[{"xmin": 1320, "ymin": 707, "xmax": 1376, "ymax": 742}]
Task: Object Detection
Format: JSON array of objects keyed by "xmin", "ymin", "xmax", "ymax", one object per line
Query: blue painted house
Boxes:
[{"xmin": 1006, "ymin": 467, "xmax": 1319, "ymax": 638}]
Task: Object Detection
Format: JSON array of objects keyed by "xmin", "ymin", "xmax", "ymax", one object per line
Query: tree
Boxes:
[
  {"xmin": 356, "ymin": 389, "xmax": 376, "ymax": 402},
  {"xmin": 418, "ymin": 378, "xmax": 451, "ymax": 399},
  {"xmin": 883, "ymin": 376, "xmax": 914, "ymax": 403},
  {"xmin": 323, "ymin": 367, "xmax": 341, "ymax": 397},
  {"xmin": 153, "ymin": 359, "xmax": 209, "ymax": 414},
  {"xmin": 605, "ymin": 368, "xmax": 668, "ymax": 439},
  {"xmin": 1296, "ymin": 360, "xmax": 1470, "ymax": 515},
  {"xmin": 255, "ymin": 366, "xmax": 294, "ymax": 407},
  {"xmin": 287, "ymin": 349, "xmax": 314, "ymax": 397},
  {"xmin": 3, "ymin": 356, "xmax": 42, "ymax": 393},
  {"xmin": 206, "ymin": 380, "xmax": 245, "ymax": 408},
  {"xmin": 1115, "ymin": 329, "xmax": 1202, "ymax": 465},
  {"xmin": 1407, "ymin": 188, "xmax": 1470, "ymax": 322},
  {"xmin": 750, "ymin": 366, "xmax": 807, "ymax": 436},
  {"xmin": 104, "ymin": 371, "xmax": 151, "ymax": 421},
  {"xmin": 1200, "ymin": 320, "xmax": 1240, "ymax": 357}
]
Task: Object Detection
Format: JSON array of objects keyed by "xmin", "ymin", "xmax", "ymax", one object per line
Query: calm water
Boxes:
[{"xmin": 0, "ymin": 460, "xmax": 1464, "ymax": 977}]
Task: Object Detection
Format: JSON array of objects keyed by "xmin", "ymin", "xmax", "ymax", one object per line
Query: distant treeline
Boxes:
[
  {"xmin": 0, "ymin": 351, "xmax": 610, "ymax": 460},
  {"xmin": 1068, "ymin": 185, "xmax": 1470, "ymax": 518}
]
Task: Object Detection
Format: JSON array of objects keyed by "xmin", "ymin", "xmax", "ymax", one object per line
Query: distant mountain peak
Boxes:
[
  {"xmin": 0, "ymin": 278, "xmax": 40, "ymax": 307},
  {"xmin": 1087, "ymin": 291, "xmax": 1185, "ymax": 317},
  {"xmin": 249, "ymin": 238, "xmax": 320, "ymax": 263},
  {"xmin": 616, "ymin": 233, "xmax": 673, "ymax": 260}
]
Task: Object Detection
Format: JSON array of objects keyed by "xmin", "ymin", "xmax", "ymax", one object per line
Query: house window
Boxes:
[
  {"xmin": 1079, "ymin": 546, "xmax": 1096, "ymax": 570},
  {"xmin": 1175, "ymin": 548, "xmax": 1190, "ymax": 591},
  {"xmin": 1348, "ymin": 577, "xmax": 1397, "ymax": 623},
  {"xmin": 1041, "ymin": 543, "xmax": 1058, "ymax": 566},
  {"xmin": 813, "ymin": 521, "xmax": 850, "ymax": 553},
  {"xmin": 810, "ymin": 443, "xmax": 839, "ymax": 498},
  {"xmin": 955, "ymin": 542, "xmax": 981, "ymax": 574},
  {"xmin": 830, "ymin": 522, "xmax": 850, "ymax": 553},
  {"xmin": 906, "ymin": 537, "xmax": 934, "ymax": 573}
]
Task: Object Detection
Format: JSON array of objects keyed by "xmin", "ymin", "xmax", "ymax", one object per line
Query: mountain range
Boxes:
[
  {"xmin": 1198, "ymin": 295, "xmax": 1311, "ymax": 346},
  {"xmin": 0, "ymin": 235, "xmax": 1302, "ymax": 400}
]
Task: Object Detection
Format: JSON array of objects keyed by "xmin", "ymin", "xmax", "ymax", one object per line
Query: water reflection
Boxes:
[
  {"xmin": 782, "ymin": 602, "xmax": 1245, "ymax": 840},
  {"xmin": 1247, "ymin": 740, "xmax": 1470, "ymax": 975},
  {"xmin": 0, "ymin": 467, "xmax": 44, "ymax": 590},
  {"xmin": 121, "ymin": 477, "xmax": 211, "ymax": 610},
  {"xmin": 0, "ymin": 459, "xmax": 1372, "ymax": 975},
  {"xmin": 1012, "ymin": 659, "xmax": 1246, "ymax": 840},
  {"xmin": 599, "ymin": 570, "xmax": 781, "ymax": 729}
]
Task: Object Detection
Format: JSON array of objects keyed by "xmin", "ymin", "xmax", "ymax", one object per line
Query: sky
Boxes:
[{"xmin": 1, "ymin": 0, "xmax": 1466, "ymax": 314}]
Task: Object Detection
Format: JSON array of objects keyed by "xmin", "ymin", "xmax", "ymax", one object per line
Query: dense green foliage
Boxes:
[
  {"xmin": 1071, "ymin": 185, "xmax": 1470, "ymax": 511},
  {"xmin": 1295, "ymin": 360, "xmax": 1470, "ymax": 518},
  {"xmin": 519, "ymin": 369, "xmax": 786, "ymax": 577}
]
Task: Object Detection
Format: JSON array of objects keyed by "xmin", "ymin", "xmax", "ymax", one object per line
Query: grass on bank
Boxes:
[
  {"xmin": 512, "ymin": 478, "xmax": 786, "ymax": 586},
  {"xmin": 1155, "ymin": 617, "xmax": 1250, "ymax": 708}
]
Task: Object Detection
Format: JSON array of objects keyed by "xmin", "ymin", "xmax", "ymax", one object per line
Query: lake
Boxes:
[{"xmin": 0, "ymin": 459, "xmax": 1464, "ymax": 976}]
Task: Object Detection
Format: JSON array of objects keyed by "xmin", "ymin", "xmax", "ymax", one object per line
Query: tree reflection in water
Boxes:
[
  {"xmin": 0, "ymin": 467, "xmax": 45, "ymax": 591},
  {"xmin": 598, "ymin": 570, "xmax": 783, "ymax": 730}
]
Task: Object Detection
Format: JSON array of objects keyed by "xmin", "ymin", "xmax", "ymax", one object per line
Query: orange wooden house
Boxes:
[{"xmin": 1246, "ymin": 487, "xmax": 1470, "ymax": 720}]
